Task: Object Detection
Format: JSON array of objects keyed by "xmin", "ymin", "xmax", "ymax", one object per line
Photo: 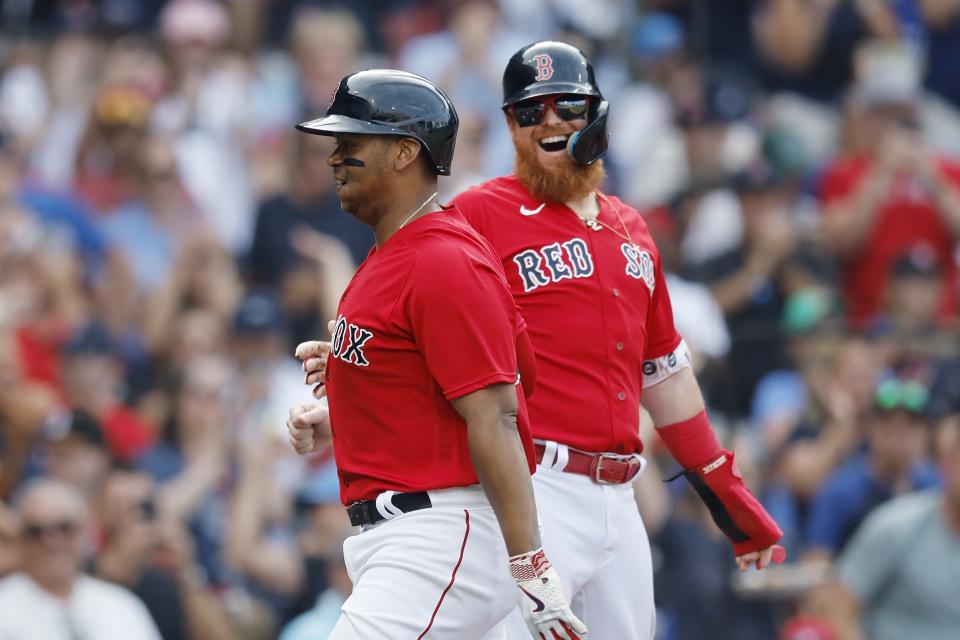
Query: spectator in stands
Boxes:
[
  {"xmin": 869, "ymin": 244, "xmax": 959, "ymax": 363},
  {"xmin": 136, "ymin": 356, "xmax": 235, "ymax": 588},
  {"xmin": 752, "ymin": 0, "xmax": 901, "ymax": 104},
  {"xmin": 877, "ymin": 245, "xmax": 948, "ymax": 334},
  {"xmin": 695, "ymin": 133, "xmax": 803, "ymax": 416},
  {"xmin": 652, "ymin": 484, "xmax": 781, "ymax": 640},
  {"xmin": 674, "ymin": 65, "xmax": 761, "ymax": 270},
  {"xmin": 0, "ymin": 479, "xmax": 161, "ymax": 639},
  {"xmin": 94, "ymin": 466, "xmax": 234, "ymax": 640},
  {"xmin": 0, "ymin": 307, "xmax": 61, "ymax": 500},
  {"xmin": 30, "ymin": 410, "xmax": 111, "ymax": 504},
  {"xmin": 246, "ymin": 134, "xmax": 362, "ymax": 348},
  {"xmin": 152, "ymin": 0, "xmax": 256, "ymax": 254},
  {"xmin": 143, "ymin": 233, "xmax": 242, "ymax": 359},
  {"xmin": 278, "ymin": 538, "xmax": 352, "ymax": 640},
  {"xmin": 288, "ymin": 7, "xmax": 367, "ymax": 121},
  {"xmin": 246, "ymin": 133, "xmax": 370, "ymax": 269},
  {"xmin": 100, "ymin": 136, "xmax": 202, "ymax": 297},
  {"xmin": 820, "ymin": 42, "xmax": 960, "ymax": 327},
  {"xmin": 0, "ymin": 499, "xmax": 15, "ymax": 577},
  {"xmin": 59, "ymin": 324, "xmax": 155, "ymax": 462},
  {"xmin": 804, "ymin": 376, "xmax": 940, "ymax": 561},
  {"xmin": 771, "ymin": 335, "xmax": 880, "ymax": 550},
  {"xmin": 812, "ymin": 412, "xmax": 960, "ymax": 640},
  {"xmin": 921, "ymin": 0, "xmax": 960, "ymax": 109},
  {"xmin": 750, "ymin": 281, "xmax": 840, "ymax": 455},
  {"xmin": 231, "ymin": 292, "xmax": 314, "ymax": 448},
  {"xmin": 609, "ymin": 12, "xmax": 690, "ymax": 208},
  {"xmin": 73, "ymin": 84, "xmax": 154, "ymax": 214}
]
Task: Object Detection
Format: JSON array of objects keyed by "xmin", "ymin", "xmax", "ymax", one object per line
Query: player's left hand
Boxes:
[
  {"xmin": 735, "ymin": 544, "xmax": 787, "ymax": 572},
  {"xmin": 295, "ymin": 340, "xmax": 332, "ymax": 399}
]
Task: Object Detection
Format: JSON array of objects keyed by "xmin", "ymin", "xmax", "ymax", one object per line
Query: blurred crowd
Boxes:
[{"xmin": 1, "ymin": 0, "xmax": 960, "ymax": 639}]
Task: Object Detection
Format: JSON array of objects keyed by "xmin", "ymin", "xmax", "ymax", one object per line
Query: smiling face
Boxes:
[
  {"xmin": 327, "ymin": 133, "xmax": 395, "ymax": 225},
  {"xmin": 507, "ymin": 95, "xmax": 605, "ymax": 203},
  {"xmin": 17, "ymin": 481, "xmax": 89, "ymax": 593}
]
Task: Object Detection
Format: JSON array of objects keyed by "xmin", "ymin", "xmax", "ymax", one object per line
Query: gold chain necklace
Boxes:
[
  {"xmin": 398, "ymin": 191, "xmax": 439, "ymax": 230},
  {"xmin": 576, "ymin": 192, "xmax": 640, "ymax": 250}
]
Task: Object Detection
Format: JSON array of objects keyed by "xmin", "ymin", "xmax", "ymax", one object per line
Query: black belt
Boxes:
[{"xmin": 346, "ymin": 491, "xmax": 432, "ymax": 527}]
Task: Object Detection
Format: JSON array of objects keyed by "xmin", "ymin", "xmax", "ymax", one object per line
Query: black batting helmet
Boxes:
[
  {"xmin": 296, "ymin": 69, "xmax": 459, "ymax": 176},
  {"xmin": 502, "ymin": 41, "xmax": 602, "ymax": 108}
]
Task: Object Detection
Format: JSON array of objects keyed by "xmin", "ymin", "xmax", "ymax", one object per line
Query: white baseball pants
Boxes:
[{"xmin": 329, "ymin": 485, "xmax": 516, "ymax": 639}]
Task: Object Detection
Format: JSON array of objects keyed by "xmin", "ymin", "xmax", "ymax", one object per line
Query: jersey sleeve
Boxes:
[
  {"xmin": 642, "ymin": 249, "xmax": 682, "ymax": 360},
  {"xmin": 403, "ymin": 233, "xmax": 519, "ymax": 400}
]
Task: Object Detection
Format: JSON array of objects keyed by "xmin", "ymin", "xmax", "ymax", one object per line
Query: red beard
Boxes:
[{"xmin": 514, "ymin": 135, "xmax": 605, "ymax": 203}]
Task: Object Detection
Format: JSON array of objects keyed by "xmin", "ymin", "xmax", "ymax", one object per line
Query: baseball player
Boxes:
[
  {"xmin": 447, "ymin": 41, "xmax": 787, "ymax": 639},
  {"xmin": 286, "ymin": 69, "xmax": 585, "ymax": 640}
]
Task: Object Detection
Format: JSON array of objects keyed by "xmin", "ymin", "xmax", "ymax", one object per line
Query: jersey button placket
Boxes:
[
  {"xmin": 617, "ymin": 391, "xmax": 626, "ymax": 401},
  {"xmin": 615, "ymin": 341, "xmax": 624, "ymax": 351},
  {"xmin": 612, "ymin": 287, "xmax": 620, "ymax": 297}
]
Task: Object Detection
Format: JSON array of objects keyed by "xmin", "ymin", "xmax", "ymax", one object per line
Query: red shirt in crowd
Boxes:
[
  {"xmin": 325, "ymin": 207, "xmax": 535, "ymax": 505},
  {"xmin": 452, "ymin": 176, "xmax": 681, "ymax": 455},
  {"xmin": 820, "ymin": 155, "xmax": 960, "ymax": 326}
]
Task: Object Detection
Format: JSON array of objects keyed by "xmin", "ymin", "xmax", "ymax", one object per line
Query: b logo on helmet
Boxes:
[{"xmin": 532, "ymin": 54, "xmax": 554, "ymax": 81}]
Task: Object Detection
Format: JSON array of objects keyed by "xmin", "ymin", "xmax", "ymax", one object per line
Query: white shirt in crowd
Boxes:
[{"xmin": 0, "ymin": 573, "xmax": 161, "ymax": 640}]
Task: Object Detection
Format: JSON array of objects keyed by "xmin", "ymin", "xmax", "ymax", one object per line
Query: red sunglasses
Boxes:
[{"xmin": 509, "ymin": 95, "xmax": 591, "ymax": 128}]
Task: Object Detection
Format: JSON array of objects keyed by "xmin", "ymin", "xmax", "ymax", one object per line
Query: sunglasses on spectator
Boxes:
[
  {"xmin": 509, "ymin": 95, "xmax": 590, "ymax": 128},
  {"xmin": 875, "ymin": 379, "xmax": 929, "ymax": 414},
  {"xmin": 22, "ymin": 520, "xmax": 79, "ymax": 541}
]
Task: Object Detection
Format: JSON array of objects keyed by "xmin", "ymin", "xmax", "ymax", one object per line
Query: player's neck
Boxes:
[
  {"xmin": 373, "ymin": 185, "xmax": 441, "ymax": 247},
  {"xmin": 565, "ymin": 191, "xmax": 599, "ymax": 220}
]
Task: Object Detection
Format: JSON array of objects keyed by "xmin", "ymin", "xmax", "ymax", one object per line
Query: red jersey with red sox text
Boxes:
[
  {"xmin": 325, "ymin": 207, "xmax": 536, "ymax": 505},
  {"xmin": 452, "ymin": 176, "xmax": 681, "ymax": 455}
]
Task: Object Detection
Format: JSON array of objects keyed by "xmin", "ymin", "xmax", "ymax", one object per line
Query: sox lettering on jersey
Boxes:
[
  {"xmin": 331, "ymin": 315, "xmax": 374, "ymax": 367},
  {"xmin": 621, "ymin": 243, "xmax": 655, "ymax": 293},
  {"xmin": 514, "ymin": 238, "xmax": 595, "ymax": 292}
]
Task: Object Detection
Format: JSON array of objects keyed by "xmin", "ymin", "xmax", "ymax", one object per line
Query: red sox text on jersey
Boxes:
[
  {"xmin": 513, "ymin": 239, "xmax": 656, "ymax": 293},
  {"xmin": 451, "ymin": 176, "xmax": 680, "ymax": 455},
  {"xmin": 330, "ymin": 315, "xmax": 374, "ymax": 367}
]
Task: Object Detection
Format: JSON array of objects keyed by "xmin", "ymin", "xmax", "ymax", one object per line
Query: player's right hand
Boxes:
[
  {"xmin": 510, "ymin": 548, "xmax": 587, "ymax": 640},
  {"xmin": 295, "ymin": 340, "xmax": 332, "ymax": 399},
  {"xmin": 286, "ymin": 403, "xmax": 332, "ymax": 455}
]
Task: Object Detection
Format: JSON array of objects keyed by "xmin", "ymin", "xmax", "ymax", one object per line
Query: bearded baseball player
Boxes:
[
  {"xmin": 445, "ymin": 41, "xmax": 788, "ymax": 638},
  {"xmin": 286, "ymin": 69, "xmax": 585, "ymax": 639}
]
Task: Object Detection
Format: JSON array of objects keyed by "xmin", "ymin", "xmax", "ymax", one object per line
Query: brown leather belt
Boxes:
[{"xmin": 534, "ymin": 443, "xmax": 642, "ymax": 485}]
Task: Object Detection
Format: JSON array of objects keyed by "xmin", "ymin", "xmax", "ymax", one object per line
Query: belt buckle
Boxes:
[{"xmin": 593, "ymin": 453, "xmax": 631, "ymax": 484}]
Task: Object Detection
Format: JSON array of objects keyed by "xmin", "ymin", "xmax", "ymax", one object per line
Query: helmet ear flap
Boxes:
[{"xmin": 566, "ymin": 100, "xmax": 609, "ymax": 166}]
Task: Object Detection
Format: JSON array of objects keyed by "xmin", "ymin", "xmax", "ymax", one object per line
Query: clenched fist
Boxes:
[{"xmin": 286, "ymin": 403, "xmax": 332, "ymax": 455}]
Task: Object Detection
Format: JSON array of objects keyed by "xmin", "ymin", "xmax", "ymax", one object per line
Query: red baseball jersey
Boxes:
[
  {"xmin": 451, "ymin": 176, "xmax": 681, "ymax": 454},
  {"xmin": 325, "ymin": 207, "xmax": 536, "ymax": 505}
]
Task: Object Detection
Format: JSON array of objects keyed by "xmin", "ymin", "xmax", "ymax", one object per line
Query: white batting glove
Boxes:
[{"xmin": 510, "ymin": 548, "xmax": 587, "ymax": 639}]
